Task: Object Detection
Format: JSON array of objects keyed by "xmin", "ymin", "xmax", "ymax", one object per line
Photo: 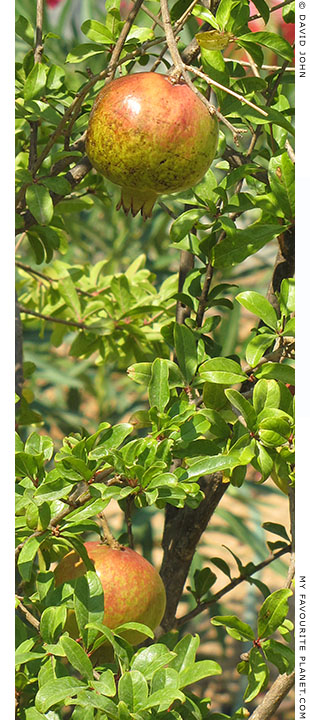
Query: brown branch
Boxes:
[
  {"xmin": 15, "ymin": 293, "xmax": 23, "ymax": 404},
  {"xmin": 184, "ymin": 64, "xmax": 268, "ymax": 117},
  {"xmin": 175, "ymin": 543, "xmax": 291, "ymax": 628},
  {"xmin": 196, "ymin": 263, "xmax": 214, "ymax": 327},
  {"xmin": 98, "ymin": 513, "xmax": 120, "ymax": 549},
  {"xmin": 28, "ymin": 0, "xmax": 44, "ymax": 173},
  {"xmin": 16, "ymin": 598, "xmax": 40, "ymax": 631},
  {"xmin": 176, "ymin": 250, "xmax": 195, "ymax": 325},
  {"xmin": 248, "ymin": 671, "xmax": 295, "ymax": 720},
  {"xmin": 160, "ymin": 473, "xmax": 228, "ymax": 631},
  {"xmin": 249, "ymin": 0, "xmax": 295, "ymax": 20},
  {"xmin": 17, "ymin": 304, "xmax": 91, "ymax": 331}
]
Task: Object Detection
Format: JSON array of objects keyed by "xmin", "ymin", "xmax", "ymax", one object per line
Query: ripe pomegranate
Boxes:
[
  {"xmin": 85, "ymin": 72, "xmax": 219, "ymax": 219},
  {"xmin": 54, "ymin": 541, "xmax": 166, "ymax": 646}
]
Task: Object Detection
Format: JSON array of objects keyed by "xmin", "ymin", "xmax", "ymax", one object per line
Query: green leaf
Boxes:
[
  {"xmin": 268, "ymin": 154, "xmax": 295, "ymax": 220},
  {"xmin": 279, "ymin": 278, "xmax": 295, "ymax": 315},
  {"xmin": 74, "ymin": 570, "xmax": 105, "ymax": 648},
  {"xmin": 88, "ymin": 424, "xmax": 132, "ymax": 459},
  {"xmin": 58, "ymin": 275, "xmax": 81, "ymax": 317},
  {"xmin": 35, "ymin": 678, "xmax": 87, "ymax": 713},
  {"xmin": 210, "ymin": 557, "xmax": 231, "ymax": 578},
  {"xmin": 26, "ymin": 184, "xmax": 54, "ymax": 226},
  {"xmin": 243, "ymin": 648, "xmax": 269, "ymax": 703},
  {"xmin": 179, "ymin": 659, "xmax": 222, "ymax": 687},
  {"xmin": 139, "ymin": 688, "xmax": 185, "ymax": 711},
  {"xmin": 91, "ymin": 669, "xmax": 116, "ymax": 697},
  {"xmin": 250, "ymin": 0, "xmax": 270, "ymax": 23},
  {"xmin": 174, "ymin": 324, "xmax": 198, "ymax": 384},
  {"xmin": 16, "ymin": 15, "xmax": 34, "ymax": 46},
  {"xmin": 24, "ymin": 63, "xmax": 46, "ymax": 101},
  {"xmin": 262, "ymin": 522, "xmax": 290, "ymax": 541},
  {"xmin": 70, "ymin": 689, "xmax": 118, "ymax": 716},
  {"xmin": 261, "ymin": 638, "xmax": 295, "ymax": 674},
  {"xmin": 245, "ymin": 333, "xmax": 276, "ymax": 367},
  {"xmin": 149, "ymin": 358, "xmax": 170, "ymax": 412},
  {"xmin": 42, "ymin": 176, "xmax": 71, "ymax": 195},
  {"xmin": 170, "ymin": 634, "xmax": 200, "ymax": 672},
  {"xmin": 118, "ymin": 670, "xmax": 148, "ymax": 712},
  {"xmin": 211, "ymin": 616, "xmax": 254, "ymax": 641},
  {"xmin": 81, "ymin": 19, "xmax": 114, "ymax": 43},
  {"xmin": 60, "ymin": 636, "xmax": 94, "ymax": 680},
  {"xmin": 236, "ymin": 291, "xmax": 278, "ymax": 330},
  {"xmin": 212, "ymin": 224, "xmax": 284, "ymax": 268},
  {"xmin": 18, "ymin": 533, "xmax": 48, "ymax": 581},
  {"xmin": 46, "ymin": 65, "xmax": 65, "ymax": 90},
  {"xmin": 66, "ymin": 44, "xmax": 107, "ymax": 63},
  {"xmin": 151, "ymin": 666, "xmax": 180, "ymax": 693},
  {"xmin": 258, "ymin": 589, "xmax": 293, "ymax": 638},
  {"xmin": 225, "ymin": 389, "xmax": 257, "ymax": 430},
  {"xmin": 255, "ymin": 443, "xmax": 274, "ymax": 480},
  {"xmin": 170, "ymin": 208, "xmax": 206, "ymax": 243},
  {"xmin": 131, "ymin": 645, "xmax": 175, "ymax": 679},
  {"xmin": 216, "ymin": 0, "xmax": 234, "ymax": 29},
  {"xmin": 255, "ymin": 362, "xmax": 295, "ymax": 385},
  {"xmin": 40, "ymin": 606, "xmax": 67, "ymax": 644},
  {"xmin": 237, "ymin": 31, "xmax": 294, "ymax": 61},
  {"xmin": 199, "ymin": 358, "xmax": 247, "ymax": 385},
  {"xmin": 115, "ymin": 622, "xmax": 154, "ymax": 640}
]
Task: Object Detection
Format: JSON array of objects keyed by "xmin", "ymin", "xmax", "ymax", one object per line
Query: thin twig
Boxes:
[
  {"xmin": 125, "ymin": 499, "xmax": 134, "ymax": 549},
  {"xmin": 184, "ymin": 64, "xmax": 268, "ymax": 117},
  {"xmin": 224, "ymin": 58, "xmax": 295, "ymax": 72},
  {"xmin": 141, "ymin": 3, "xmax": 165, "ymax": 29},
  {"xmin": 285, "ymin": 138, "xmax": 295, "ymax": 163},
  {"xmin": 16, "ymin": 599, "xmax": 40, "ymax": 631},
  {"xmin": 17, "ymin": 304, "xmax": 90, "ymax": 331},
  {"xmin": 28, "ymin": 0, "xmax": 44, "ymax": 172},
  {"xmin": 249, "ymin": 0, "xmax": 295, "ymax": 20},
  {"xmin": 98, "ymin": 513, "xmax": 120, "ymax": 549},
  {"xmin": 196, "ymin": 262, "xmax": 214, "ymax": 327},
  {"xmin": 176, "ymin": 543, "xmax": 291, "ymax": 627}
]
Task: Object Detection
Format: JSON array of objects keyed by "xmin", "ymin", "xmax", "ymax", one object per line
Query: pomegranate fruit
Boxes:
[
  {"xmin": 54, "ymin": 541, "xmax": 166, "ymax": 645},
  {"xmin": 85, "ymin": 72, "xmax": 218, "ymax": 219}
]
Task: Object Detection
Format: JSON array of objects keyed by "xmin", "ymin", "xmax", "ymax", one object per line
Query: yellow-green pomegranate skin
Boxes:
[
  {"xmin": 54, "ymin": 541, "xmax": 166, "ymax": 646},
  {"xmin": 85, "ymin": 72, "xmax": 218, "ymax": 219}
]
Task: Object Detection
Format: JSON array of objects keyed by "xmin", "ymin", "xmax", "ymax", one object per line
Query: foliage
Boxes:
[{"xmin": 15, "ymin": 0, "xmax": 295, "ymax": 717}]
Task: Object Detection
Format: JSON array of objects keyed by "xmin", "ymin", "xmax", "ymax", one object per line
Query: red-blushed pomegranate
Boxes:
[
  {"xmin": 54, "ymin": 541, "xmax": 166, "ymax": 646},
  {"xmin": 85, "ymin": 72, "xmax": 219, "ymax": 219}
]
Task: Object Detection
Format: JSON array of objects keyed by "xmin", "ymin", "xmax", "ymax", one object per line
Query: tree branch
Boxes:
[
  {"xmin": 175, "ymin": 543, "xmax": 292, "ymax": 628},
  {"xmin": 160, "ymin": 473, "xmax": 228, "ymax": 630},
  {"xmin": 248, "ymin": 671, "xmax": 295, "ymax": 720}
]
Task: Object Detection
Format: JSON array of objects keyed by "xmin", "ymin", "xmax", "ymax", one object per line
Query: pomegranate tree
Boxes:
[
  {"xmin": 54, "ymin": 541, "xmax": 166, "ymax": 645},
  {"xmin": 86, "ymin": 72, "xmax": 218, "ymax": 219}
]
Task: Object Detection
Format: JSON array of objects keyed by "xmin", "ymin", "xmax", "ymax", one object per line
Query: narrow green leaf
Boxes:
[
  {"xmin": 236, "ymin": 291, "xmax": 278, "ymax": 329},
  {"xmin": 261, "ymin": 638, "xmax": 295, "ymax": 674},
  {"xmin": 199, "ymin": 357, "xmax": 247, "ymax": 385},
  {"xmin": 74, "ymin": 570, "xmax": 105, "ymax": 648},
  {"xmin": 225, "ymin": 389, "xmax": 257, "ymax": 430},
  {"xmin": 24, "ymin": 63, "xmax": 46, "ymax": 101},
  {"xmin": 211, "ymin": 616, "xmax": 254, "ymax": 641},
  {"xmin": 140, "ymin": 688, "xmax": 185, "ymax": 711},
  {"xmin": 26, "ymin": 184, "xmax": 53, "ymax": 226},
  {"xmin": 262, "ymin": 522, "xmax": 290, "ymax": 541},
  {"xmin": 243, "ymin": 648, "xmax": 269, "ymax": 703},
  {"xmin": 170, "ymin": 208, "xmax": 206, "ymax": 243},
  {"xmin": 174, "ymin": 324, "xmax": 198, "ymax": 383},
  {"xmin": 58, "ymin": 275, "xmax": 81, "ymax": 317},
  {"xmin": 149, "ymin": 358, "xmax": 170, "ymax": 412},
  {"xmin": 170, "ymin": 634, "xmax": 200, "ymax": 673},
  {"xmin": 40, "ymin": 606, "xmax": 67, "ymax": 644},
  {"xmin": 118, "ymin": 671, "xmax": 148, "ymax": 712},
  {"xmin": 16, "ymin": 15, "xmax": 34, "ymax": 46},
  {"xmin": 212, "ymin": 224, "xmax": 284, "ymax": 268},
  {"xmin": 179, "ymin": 659, "xmax": 222, "ymax": 688},
  {"xmin": 60, "ymin": 636, "xmax": 94, "ymax": 680},
  {"xmin": 35, "ymin": 678, "xmax": 87, "ymax": 713},
  {"xmin": 66, "ymin": 44, "xmax": 107, "ymax": 63},
  {"xmin": 18, "ymin": 533, "xmax": 48, "ymax": 581},
  {"xmin": 245, "ymin": 333, "xmax": 276, "ymax": 367},
  {"xmin": 268, "ymin": 154, "xmax": 295, "ymax": 219},
  {"xmin": 81, "ymin": 19, "xmax": 114, "ymax": 43},
  {"xmin": 131, "ymin": 645, "xmax": 175, "ymax": 679},
  {"xmin": 251, "ymin": 0, "xmax": 270, "ymax": 23},
  {"xmin": 258, "ymin": 589, "xmax": 293, "ymax": 638},
  {"xmin": 237, "ymin": 31, "xmax": 294, "ymax": 61},
  {"xmin": 255, "ymin": 362, "xmax": 295, "ymax": 385}
]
